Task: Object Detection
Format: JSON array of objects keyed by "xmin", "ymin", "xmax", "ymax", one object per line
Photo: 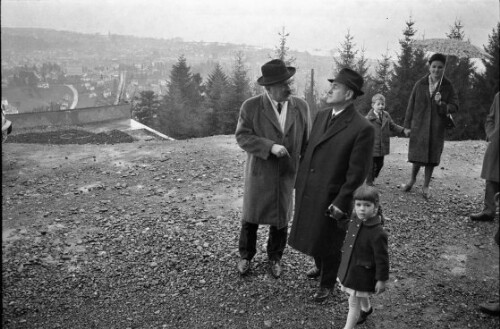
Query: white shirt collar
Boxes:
[
  {"xmin": 265, "ymin": 91, "xmax": 287, "ymax": 110},
  {"xmin": 330, "ymin": 101, "xmax": 352, "ymax": 117},
  {"xmin": 331, "ymin": 107, "xmax": 346, "ymax": 117}
]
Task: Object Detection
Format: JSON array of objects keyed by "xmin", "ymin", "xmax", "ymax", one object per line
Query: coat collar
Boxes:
[
  {"xmin": 366, "ymin": 108, "xmax": 387, "ymax": 125},
  {"xmin": 355, "ymin": 214, "xmax": 382, "ymax": 227},
  {"xmin": 261, "ymin": 94, "xmax": 299, "ymax": 134},
  {"xmin": 314, "ymin": 104, "xmax": 356, "ymax": 145}
]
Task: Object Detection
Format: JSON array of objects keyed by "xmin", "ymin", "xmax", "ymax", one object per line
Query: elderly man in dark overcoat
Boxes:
[
  {"xmin": 288, "ymin": 68, "xmax": 374, "ymax": 302},
  {"xmin": 471, "ymin": 91, "xmax": 499, "ymax": 222},
  {"xmin": 473, "ymin": 92, "xmax": 500, "ymax": 316},
  {"xmin": 235, "ymin": 59, "xmax": 311, "ymax": 278}
]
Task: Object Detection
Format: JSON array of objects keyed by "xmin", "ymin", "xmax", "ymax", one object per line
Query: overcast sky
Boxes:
[{"xmin": 1, "ymin": 0, "xmax": 498, "ymax": 58}]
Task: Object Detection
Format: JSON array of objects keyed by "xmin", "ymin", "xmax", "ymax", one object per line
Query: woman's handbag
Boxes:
[{"xmin": 443, "ymin": 113, "xmax": 456, "ymax": 129}]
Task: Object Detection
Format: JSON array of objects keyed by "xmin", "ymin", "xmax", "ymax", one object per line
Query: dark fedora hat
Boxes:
[
  {"xmin": 257, "ymin": 59, "xmax": 296, "ymax": 86},
  {"xmin": 328, "ymin": 68, "xmax": 364, "ymax": 96}
]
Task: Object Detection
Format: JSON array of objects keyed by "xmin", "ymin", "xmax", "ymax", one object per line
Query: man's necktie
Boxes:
[
  {"xmin": 326, "ymin": 111, "xmax": 337, "ymax": 130},
  {"xmin": 277, "ymin": 103, "xmax": 282, "ymax": 114}
]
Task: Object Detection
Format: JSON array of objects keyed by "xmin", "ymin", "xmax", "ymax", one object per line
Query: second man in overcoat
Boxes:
[{"xmin": 289, "ymin": 68, "xmax": 374, "ymax": 302}]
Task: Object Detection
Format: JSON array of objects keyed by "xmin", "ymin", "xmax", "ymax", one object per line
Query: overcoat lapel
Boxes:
[
  {"xmin": 261, "ymin": 95, "xmax": 283, "ymax": 132},
  {"xmin": 283, "ymin": 98, "xmax": 299, "ymax": 135},
  {"xmin": 381, "ymin": 112, "xmax": 388, "ymax": 128},
  {"xmin": 308, "ymin": 110, "xmax": 329, "ymax": 145},
  {"xmin": 315, "ymin": 105, "xmax": 354, "ymax": 146}
]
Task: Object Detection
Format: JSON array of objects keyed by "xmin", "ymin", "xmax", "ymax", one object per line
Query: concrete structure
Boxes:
[
  {"xmin": 6, "ymin": 104, "xmax": 132, "ymax": 129},
  {"xmin": 4, "ymin": 104, "xmax": 174, "ymax": 140}
]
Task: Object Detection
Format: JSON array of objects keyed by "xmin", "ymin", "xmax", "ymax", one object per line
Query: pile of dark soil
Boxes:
[{"xmin": 6, "ymin": 129, "xmax": 135, "ymax": 145}]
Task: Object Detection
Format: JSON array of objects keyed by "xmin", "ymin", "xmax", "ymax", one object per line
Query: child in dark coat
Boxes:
[
  {"xmin": 365, "ymin": 94, "xmax": 407, "ymax": 185},
  {"xmin": 336, "ymin": 185, "xmax": 389, "ymax": 328}
]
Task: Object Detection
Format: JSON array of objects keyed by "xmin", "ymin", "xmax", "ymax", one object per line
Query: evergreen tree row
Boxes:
[
  {"xmin": 332, "ymin": 18, "xmax": 499, "ymax": 141},
  {"xmin": 132, "ymin": 52, "xmax": 252, "ymax": 139},
  {"xmin": 132, "ymin": 18, "xmax": 499, "ymax": 141}
]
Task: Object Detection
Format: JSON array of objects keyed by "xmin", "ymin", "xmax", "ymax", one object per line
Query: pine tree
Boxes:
[
  {"xmin": 356, "ymin": 46, "xmax": 369, "ymax": 81},
  {"xmin": 333, "ymin": 30, "xmax": 358, "ymax": 74},
  {"xmin": 132, "ymin": 90, "xmax": 160, "ymax": 129},
  {"xmin": 374, "ymin": 48, "xmax": 393, "ymax": 95},
  {"xmin": 443, "ymin": 20, "xmax": 477, "ymax": 140},
  {"xmin": 204, "ymin": 63, "xmax": 230, "ymax": 135},
  {"xmin": 273, "ymin": 26, "xmax": 296, "ymax": 66},
  {"xmin": 161, "ymin": 55, "xmax": 206, "ymax": 139},
  {"xmin": 471, "ymin": 22, "xmax": 500, "ymax": 139},
  {"xmin": 387, "ymin": 17, "xmax": 427, "ymax": 124},
  {"xmin": 224, "ymin": 51, "xmax": 252, "ymax": 134},
  {"xmin": 480, "ymin": 22, "xmax": 500, "ymax": 96}
]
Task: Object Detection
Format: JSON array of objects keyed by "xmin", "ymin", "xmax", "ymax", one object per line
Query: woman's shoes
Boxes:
[
  {"xmin": 402, "ymin": 181, "xmax": 431, "ymax": 199},
  {"xmin": 422, "ymin": 187, "xmax": 430, "ymax": 200},
  {"xmin": 401, "ymin": 182, "xmax": 414, "ymax": 192}
]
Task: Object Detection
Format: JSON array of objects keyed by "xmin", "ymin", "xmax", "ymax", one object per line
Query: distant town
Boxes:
[{"xmin": 1, "ymin": 27, "xmax": 347, "ymax": 114}]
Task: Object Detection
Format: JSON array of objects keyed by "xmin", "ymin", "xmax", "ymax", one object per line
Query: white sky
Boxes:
[{"xmin": 1, "ymin": 0, "xmax": 499, "ymax": 58}]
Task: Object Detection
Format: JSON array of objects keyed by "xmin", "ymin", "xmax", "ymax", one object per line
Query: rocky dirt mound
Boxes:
[{"xmin": 1, "ymin": 134, "xmax": 499, "ymax": 329}]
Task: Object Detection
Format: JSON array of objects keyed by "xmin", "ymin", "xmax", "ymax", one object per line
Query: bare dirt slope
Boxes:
[{"xmin": 2, "ymin": 133, "xmax": 499, "ymax": 329}]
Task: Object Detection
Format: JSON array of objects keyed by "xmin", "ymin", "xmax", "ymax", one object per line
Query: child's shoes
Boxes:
[{"xmin": 357, "ymin": 307, "xmax": 373, "ymax": 324}]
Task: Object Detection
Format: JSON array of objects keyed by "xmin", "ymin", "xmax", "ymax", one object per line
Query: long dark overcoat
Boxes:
[
  {"xmin": 366, "ymin": 109, "xmax": 404, "ymax": 157},
  {"xmin": 404, "ymin": 75, "xmax": 459, "ymax": 165},
  {"xmin": 235, "ymin": 94, "xmax": 311, "ymax": 229},
  {"xmin": 481, "ymin": 92, "xmax": 499, "ymax": 182},
  {"xmin": 337, "ymin": 214, "xmax": 389, "ymax": 292},
  {"xmin": 288, "ymin": 105, "xmax": 374, "ymax": 257}
]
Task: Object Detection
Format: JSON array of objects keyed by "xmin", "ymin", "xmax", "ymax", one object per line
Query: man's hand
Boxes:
[
  {"xmin": 326, "ymin": 204, "xmax": 345, "ymax": 220},
  {"xmin": 271, "ymin": 144, "xmax": 290, "ymax": 158},
  {"xmin": 434, "ymin": 91, "xmax": 441, "ymax": 103},
  {"xmin": 403, "ymin": 128, "xmax": 411, "ymax": 137}
]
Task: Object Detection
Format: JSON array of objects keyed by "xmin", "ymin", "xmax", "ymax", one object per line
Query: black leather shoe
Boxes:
[
  {"xmin": 479, "ymin": 302, "xmax": 500, "ymax": 315},
  {"xmin": 306, "ymin": 267, "xmax": 320, "ymax": 278},
  {"xmin": 313, "ymin": 287, "xmax": 332, "ymax": 303},
  {"xmin": 269, "ymin": 260, "xmax": 282, "ymax": 278},
  {"xmin": 357, "ymin": 307, "xmax": 373, "ymax": 324},
  {"xmin": 237, "ymin": 259, "xmax": 250, "ymax": 275},
  {"xmin": 470, "ymin": 212, "xmax": 495, "ymax": 222}
]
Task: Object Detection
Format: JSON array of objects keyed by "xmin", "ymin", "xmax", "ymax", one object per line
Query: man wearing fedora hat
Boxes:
[
  {"xmin": 235, "ymin": 59, "xmax": 311, "ymax": 278},
  {"xmin": 289, "ymin": 68, "xmax": 374, "ymax": 302}
]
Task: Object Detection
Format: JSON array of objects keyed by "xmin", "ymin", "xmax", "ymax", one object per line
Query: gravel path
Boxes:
[{"xmin": 2, "ymin": 134, "xmax": 499, "ymax": 329}]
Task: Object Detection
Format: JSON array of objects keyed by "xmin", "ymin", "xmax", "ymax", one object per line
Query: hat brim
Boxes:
[
  {"xmin": 257, "ymin": 67, "xmax": 296, "ymax": 86},
  {"xmin": 327, "ymin": 78, "xmax": 364, "ymax": 96}
]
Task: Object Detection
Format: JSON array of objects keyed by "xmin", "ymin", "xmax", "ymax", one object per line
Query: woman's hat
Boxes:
[
  {"xmin": 257, "ymin": 59, "xmax": 296, "ymax": 86},
  {"xmin": 328, "ymin": 68, "xmax": 364, "ymax": 96}
]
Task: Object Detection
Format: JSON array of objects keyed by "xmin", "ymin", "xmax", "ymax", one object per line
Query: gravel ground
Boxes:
[{"xmin": 1, "ymin": 132, "xmax": 499, "ymax": 329}]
